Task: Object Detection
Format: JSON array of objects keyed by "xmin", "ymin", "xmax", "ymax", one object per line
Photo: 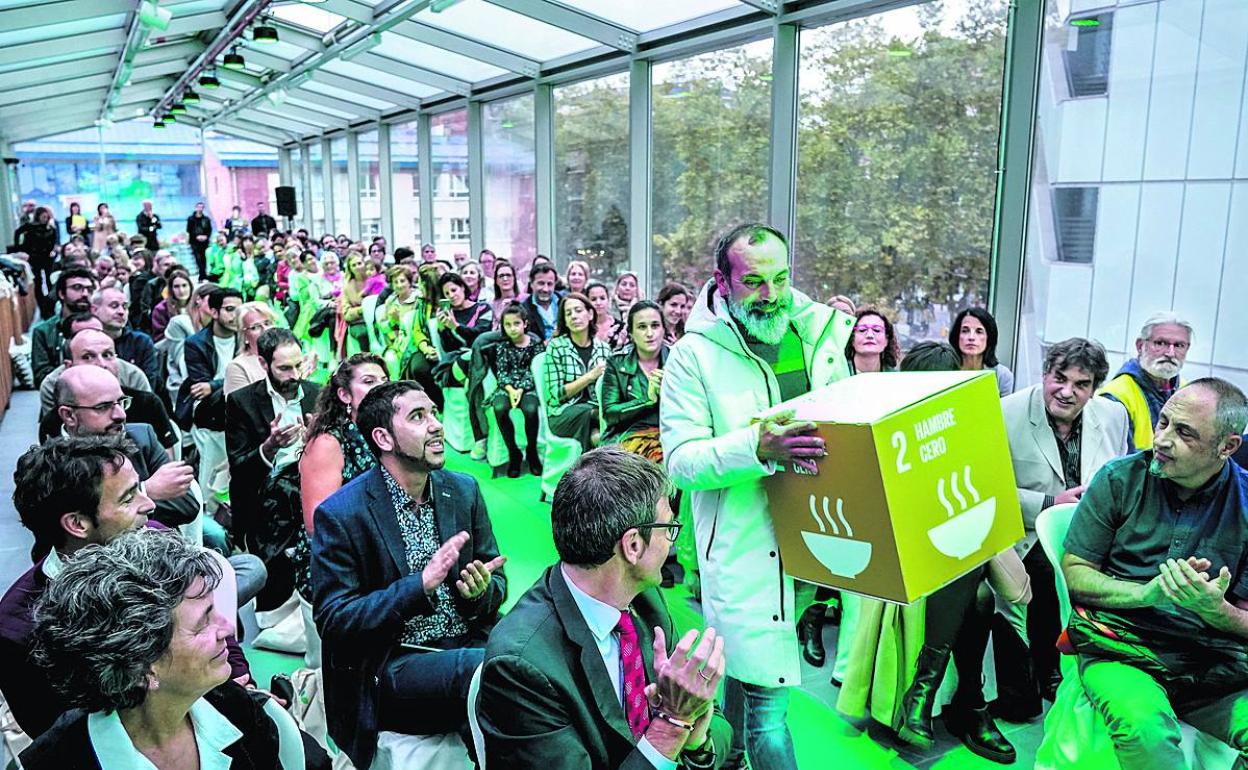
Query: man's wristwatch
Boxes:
[{"xmin": 681, "ymin": 736, "xmax": 715, "ymax": 770}]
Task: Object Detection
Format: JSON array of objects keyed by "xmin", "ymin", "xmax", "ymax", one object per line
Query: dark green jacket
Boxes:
[{"xmin": 480, "ymin": 565, "xmax": 730, "ymax": 769}]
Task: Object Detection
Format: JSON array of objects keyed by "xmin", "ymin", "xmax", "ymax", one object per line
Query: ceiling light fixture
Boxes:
[
  {"xmin": 170, "ymin": 101, "xmax": 187, "ymax": 114},
  {"xmin": 165, "ymin": 112, "xmax": 178, "ymax": 123},
  {"xmin": 223, "ymin": 47, "xmax": 246, "ymax": 71},
  {"xmin": 199, "ymin": 71, "xmax": 221, "ymax": 89},
  {"xmin": 183, "ymin": 89, "xmax": 200, "ymax": 104},
  {"xmin": 253, "ymin": 23, "xmax": 279, "ymax": 43},
  {"xmin": 153, "ymin": 118, "xmax": 167, "ymax": 128}
]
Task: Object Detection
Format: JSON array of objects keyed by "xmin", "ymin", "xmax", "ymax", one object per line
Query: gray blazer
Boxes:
[{"xmin": 1002, "ymin": 383, "xmax": 1131, "ymax": 555}]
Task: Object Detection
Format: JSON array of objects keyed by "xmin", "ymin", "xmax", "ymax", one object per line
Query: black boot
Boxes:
[
  {"xmin": 943, "ymin": 703, "xmax": 1017, "ymax": 764},
  {"xmin": 506, "ymin": 448, "xmax": 522, "ymax": 478},
  {"xmin": 895, "ymin": 644, "xmax": 952, "ymax": 751},
  {"xmin": 797, "ymin": 605, "xmax": 826, "ymax": 667},
  {"xmin": 526, "ymin": 445, "xmax": 543, "ymax": 476}
]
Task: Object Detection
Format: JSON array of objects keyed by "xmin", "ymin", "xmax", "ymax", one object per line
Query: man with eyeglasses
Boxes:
[
  {"xmin": 480, "ymin": 447, "xmax": 730, "ymax": 769},
  {"xmin": 51, "ymin": 364, "xmax": 198, "ymax": 531},
  {"xmin": 38, "ymin": 328, "xmax": 175, "ymax": 450},
  {"xmin": 1099, "ymin": 312, "xmax": 1195, "ymax": 451},
  {"xmin": 311, "ymin": 380, "xmax": 505, "ymax": 769},
  {"xmin": 37, "ymin": 313, "xmax": 152, "ymax": 420},
  {"xmin": 30, "ymin": 267, "xmax": 97, "ymax": 387},
  {"xmin": 91, "ymin": 285, "xmax": 160, "ymax": 390}
]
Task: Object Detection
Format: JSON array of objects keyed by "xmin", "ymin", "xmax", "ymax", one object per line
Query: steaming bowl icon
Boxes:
[
  {"xmin": 802, "ymin": 531, "xmax": 873, "ymax": 579},
  {"xmin": 927, "ymin": 498, "xmax": 995, "ymax": 559}
]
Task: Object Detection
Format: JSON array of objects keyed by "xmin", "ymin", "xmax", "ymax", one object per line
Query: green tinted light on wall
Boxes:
[{"xmin": 1071, "ymin": 18, "xmax": 1100, "ymax": 27}]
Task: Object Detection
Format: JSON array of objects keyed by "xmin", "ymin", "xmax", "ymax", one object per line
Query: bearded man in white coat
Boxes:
[{"xmin": 661, "ymin": 223, "xmax": 854, "ymax": 769}]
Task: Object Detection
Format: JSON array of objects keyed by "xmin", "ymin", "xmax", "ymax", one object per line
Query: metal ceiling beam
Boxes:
[
  {"xmin": 257, "ymin": 102, "xmax": 348, "ymax": 129},
  {"xmin": 266, "ymin": 21, "xmax": 326, "ymax": 53},
  {"xmin": 7, "ymin": 117, "xmax": 102, "ymax": 144},
  {"xmin": 117, "ymin": 79, "xmax": 178, "ymax": 106},
  {"xmin": 0, "ymin": 53, "xmax": 117, "ymax": 91},
  {"xmin": 290, "ymin": 88, "xmax": 381, "ymax": 119},
  {"xmin": 483, "ymin": 0, "xmax": 637, "ymax": 52},
  {"xmin": 232, "ymin": 115, "xmax": 302, "ymax": 141},
  {"xmin": 351, "ymin": 52, "xmax": 470, "ymax": 96},
  {"xmin": 212, "ymin": 121, "xmax": 289, "ymax": 146},
  {"xmin": 6, "ymin": 103, "xmax": 106, "ymax": 128},
  {"xmin": 237, "ymin": 46, "xmax": 296, "ymax": 72},
  {"xmin": 736, "ymin": 0, "xmax": 781, "ymax": 12},
  {"xmin": 164, "ymin": 11, "xmax": 230, "ymax": 36},
  {"xmin": 132, "ymin": 39, "xmax": 208, "ymax": 66},
  {"xmin": 0, "ymin": 29, "xmax": 125, "ymax": 68},
  {"xmin": 241, "ymin": 111, "xmax": 320, "ymax": 134},
  {"xmin": 130, "ymin": 58, "xmax": 189, "ymax": 82},
  {"xmin": 0, "ymin": 0, "xmax": 133, "ymax": 32},
  {"xmin": 218, "ymin": 68, "xmax": 266, "ymax": 89},
  {"xmin": 309, "ymin": 71, "xmax": 419, "ymax": 108},
  {"xmin": 0, "ymin": 73, "xmax": 114, "ymax": 107},
  {"xmin": 390, "ymin": 20, "xmax": 538, "ymax": 77},
  {"xmin": 3, "ymin": 90, "xmax": 109, "ymax": 119},
  {"xmin": 318, "ymin": 0, "xmax": 374, "ymax": 24}
]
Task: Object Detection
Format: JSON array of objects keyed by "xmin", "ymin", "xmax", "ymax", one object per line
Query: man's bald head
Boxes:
[
  {"xmin": 55, "ymin": 365, "xmax": 127, "ymax": 436},
  {"xmin": 67, "ymin": 329, "xmax": 120, "ymax": 377}
]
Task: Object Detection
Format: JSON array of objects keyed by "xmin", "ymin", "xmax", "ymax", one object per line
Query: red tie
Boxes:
[{"xmin": 616, "ymin": 610, "xmax": 651, "ymax": 739}]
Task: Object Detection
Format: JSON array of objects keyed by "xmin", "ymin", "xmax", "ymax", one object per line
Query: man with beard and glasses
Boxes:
[
  {"xmin": 311, "ymin": 380, "xmax": 506, "ymax": 769},
  {"xmin": 30, "ymin": 267, "xmax": 97, "ymax": 387},
  {"xmin": 1061, "ymin": 379, "xmax": 1248, "ymax": 769},
  {"xmin": 660, "ymin": 223, "xmax": 855, "ymax": 770},
  {"xmin": 226, "ymin": 328, "xmax": 320, "ymax": 542},
  {"xmin": 520, "ymin": 263, "xmax": 562, "ymax": 342},
  {"xmin": 1099, "ymin": 312, "xmax": 1194, "ymax": 451}
]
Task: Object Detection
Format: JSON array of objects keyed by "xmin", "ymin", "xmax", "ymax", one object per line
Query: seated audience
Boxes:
[
  {"xmin": 30, "ymin": 266, "xmax": 97, "ymax": 387},
  {"xmin": 149, "ymin": 266, "xmax": 193, "ymax": 343},
  {"xmin": 949, "ymin": 307, "xmax": 1013, "ymax": 396},
  {"xmin": 19, "ymin": 527, "xmax": 325, "ymax": 769},
  {"xmin": 488, "ymin": 303, "xmax": 544, "ymax": 477},
  {"xmin": 377, "ymin": 265, "xmax": 420, "ymax": 379},
  {"xmin": 39, "ymin": 312, "xmax": 151, "ymax": 419},
  {"xmin": 460, "ymin": 259, "xmax": 490, "ymax": 303},
  {"xmin": 164, "ymin": 281, "xmax": 218, "ymax": 405},
  {"xmin": 38, "ymin": 327, "xmax": 175, "ymax": 450},
  {"xmin": 1099, "ymin": 312, "xmax": 1193, "ymax": 450},
  {"xmin": 0, "ymin": 437, "xmax": 251, "ymax": 739},
  {"xmin": 845, "ymin": 307, "xmax": 900, "ymax": 373},
  {"xmin": 176, "ymin": 287, "xmax": 242, "ymax": 427},
  {"xmin": 542, "ymin": 292, "xmax": 612, "ymax": 452},
  {"xmin": 488, "ymin": 259, "xmax": 519, "ymax": 328},
  {"xmin": 587, "ymin": 281, "xmax": 625, "ymax": 348},
  {"xmin": 435, "ymin": 272, "xmax": 493, "ymax": 359},
  {"xmin": 993, "ymin": 338, "xmax": 1130, "ymax": 719},
  {"xmin": 657, "ymin": 283, "xmax": 693, "ymax": 345},
  {"xmin": 519, "ymin": 263, "xmax": 560, "ymax": 341},
  {"xmin": 565, "ymin": 259, "xmax": 590, "ymax": 295},
  {"xmin": 602, "ymin": 300, "xmax": 668, "ymax": 463},
  {"xmin": 1062, "ymin": 378, "xmax": 1248, "ymax": 769},
  {"xmin": 612, "ymin": 270, "xmax": 641, "ymax": 320},
  {"xmin": 311, "ymin": 380, "xmax": 506, "ymax": 769},
  {"xmin": 480, "ymin": 446, "xmax": 730, "ymax": 767}
]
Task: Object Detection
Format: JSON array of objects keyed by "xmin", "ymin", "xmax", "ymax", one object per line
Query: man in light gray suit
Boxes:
[{"xmin": 991, "ymin": 338, "xmax": 1131, "ymax": 721}]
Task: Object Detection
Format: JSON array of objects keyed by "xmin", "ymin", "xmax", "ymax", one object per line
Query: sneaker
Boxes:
[{"xmin": 469, "ymin": 439, "xmax": 487, "ymax": 461}]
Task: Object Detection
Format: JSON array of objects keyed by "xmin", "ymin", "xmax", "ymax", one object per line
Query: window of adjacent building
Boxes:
[
  {"xmin": 1064, "ymin": 13, "xmax": 1113, "ymax": 98},
  {"xmin": 1052, "ymin": 186, "xmax": 1098, "ymax": 264}
]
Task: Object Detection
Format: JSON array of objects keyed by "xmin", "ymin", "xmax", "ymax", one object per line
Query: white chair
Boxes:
[
  {"xmin": 483, "ymin": 371, "xmax": 531, "ymax": 470},
  {"xmin": 361, "ymin": 293, "xmax": 381, "ymax": 352},
  {"xmin": 594, "ymin": 375, "xmax": 607, "ymax": 436},
  {"xmin": 429, "ymin": 317, "xmax": 473, "ymax": 453},
  {"xmin": 371, "ymin": 731, "xmax": 472, "ymax": 770},
  {"xmin": 530, "ymin": 352, "xmax": 584, "ymax": 501},
  {"xmin": 1033, "ymin": 504, "xmax": 1235, "ymax": 770},
  {"xmin": 467, "ymin": 663, "xmax": 486, "ymax": 769}
]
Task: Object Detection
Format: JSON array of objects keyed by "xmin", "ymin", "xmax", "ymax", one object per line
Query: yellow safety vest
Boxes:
[{"xmin": 1098, "ymin": 375, "xmax": 1156, "ymax": 451}]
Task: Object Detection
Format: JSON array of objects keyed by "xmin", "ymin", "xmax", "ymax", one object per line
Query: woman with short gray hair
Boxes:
[{"xmin": 21, "ymin": 528, "xmax": 324, "ymax": 770}]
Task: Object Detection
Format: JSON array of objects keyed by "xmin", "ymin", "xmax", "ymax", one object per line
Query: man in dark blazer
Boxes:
[
  {"xmin": 479, "ymin": 447, "xmax": 730, "ymax": 769},
  {"xmin": 187, "ymin": 201, "xmax": 214, "ymax": 279},
  {"xmin": 52, "ymin": 364, "xmax": 199, "ymax": 529},
  {"xmin": 175, "ymin": 287, "xmax": 242, "ymax": 428},
  {"xmin": 0, "ymin": 435, "xmax": 251, "ymax": 739},
  {"xmin": 225, "ymin": 328, "xmax": 319, "ymax": 543},
  {"xmin": 312, "ymin": 380, "xmax": 506, "ymax": 770},
  {"xmin": 136, "ymin": 199, "xmax": 161, "ymax": 250}
]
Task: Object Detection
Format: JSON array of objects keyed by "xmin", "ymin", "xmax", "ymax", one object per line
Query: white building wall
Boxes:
[{"xmin": 1020, "ymin": 0, "xmax": 1248, "ymax": 394}]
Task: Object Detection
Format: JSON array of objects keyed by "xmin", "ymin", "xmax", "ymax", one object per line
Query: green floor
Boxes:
[{"xmin": 244, "ymin": 449, "xmax": 1046, "ymax": 768}]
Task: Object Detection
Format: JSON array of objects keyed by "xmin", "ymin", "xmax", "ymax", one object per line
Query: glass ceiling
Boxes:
[
  {"xmin": 414, "ymin": 0, "xmax": 599, "ymax": 60},
  {"xmin": 564, "ymin": 0, "xmax": 743, "ymax": 32},
  {"xmin": 269, "ymin": 3, "xmax": 346, "ymax": 33}
]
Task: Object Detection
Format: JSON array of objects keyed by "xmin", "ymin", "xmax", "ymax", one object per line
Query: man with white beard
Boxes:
[
  {"xmin": 1099, "ymin": 312, "xmax": 1194, "ymax": 451},
  {"xmin": 661, "ymin": 223, "xmax": 855, "ymax": 769}
]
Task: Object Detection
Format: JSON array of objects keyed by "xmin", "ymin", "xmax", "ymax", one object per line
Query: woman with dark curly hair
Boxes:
[
  {"xmin": 844, "ymin": 307, "xmax": 901, "ymax": 374},
  {"xmin": 22, "ymin": 528, "xmax": 326, "ymax": 769}
]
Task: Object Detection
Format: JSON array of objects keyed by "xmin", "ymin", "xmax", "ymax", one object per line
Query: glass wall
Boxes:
[
  {"xmin": 358, "ymin": 128, "xmax": 381, "ymax": 238},
  {"xmin": 554, "ymin": 72, "xmax": 630, "ymax": 283},
  {"xmin": 203, "ymin": 130, "xmax": 280, "ymax": 226},
  {"xmin": 651, "ymin": 39, "xmax": 773, "ymax": 296},
  {"xmin": 794, "ymin": 1, "xmax": 1008, "ymax": 349},
  {"xmin": 290, "ymin": 145, "xmax": 305, "ymax": 230},
  {"xmin": 430, "ymin": 109, "xmax": 469, "ymax": 261},
  {"xmin": 390, "ymin": 119, "xmax": 421, "ymax": 250},
  {"xmin": 482, "ymin": 94, "xmax": 536, "ymax": 271},
  {"xmin": 330, "ymin": 135, "xmax": 350, "ymax": 236},
  {"xmin": 309, "ymin": 141, "xmax": 326, "ymax": 235},
  {"xmin": 1017, "ymin": 0, "xmax": 1248, "ymax": 393}
]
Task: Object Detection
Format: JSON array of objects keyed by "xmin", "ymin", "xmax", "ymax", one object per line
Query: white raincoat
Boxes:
[{"xmin": 661, "ymin": 280, "xmax": 854, "ymax": 687}]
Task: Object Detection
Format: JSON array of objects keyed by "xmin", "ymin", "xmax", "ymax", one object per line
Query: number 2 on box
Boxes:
[{"xmin": 891, "ymin": 431, "xmax": 912, "ymax": 474}]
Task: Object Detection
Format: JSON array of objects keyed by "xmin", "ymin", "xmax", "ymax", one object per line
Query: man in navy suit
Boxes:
[{"xmin": 311, "ymin": 380, "xmax": 507, "ymax": 769}]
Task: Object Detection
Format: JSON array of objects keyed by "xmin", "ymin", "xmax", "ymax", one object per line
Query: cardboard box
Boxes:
[{"xmin": 762, "ymin": 370, "xmax": 1024, "ymax": 604}]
